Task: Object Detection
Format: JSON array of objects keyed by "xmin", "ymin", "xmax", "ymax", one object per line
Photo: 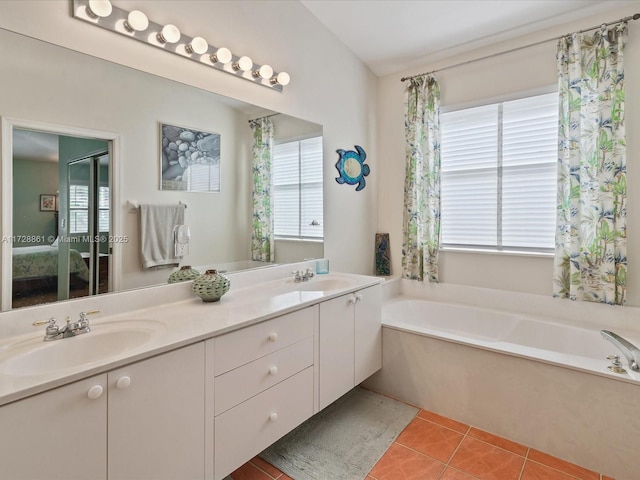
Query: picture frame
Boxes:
[
  {"xmin": 160, "ymin": 122, "xmax": 221, "ymax": 192},
  {"xmin": 40, "ymin": 194, "xmax": 56, "ymax": 212}
]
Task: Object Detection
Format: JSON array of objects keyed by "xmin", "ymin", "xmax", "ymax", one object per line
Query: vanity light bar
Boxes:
[{"xmin": 72, "ymin": 0, "xmax": 290, "ymax": 92}]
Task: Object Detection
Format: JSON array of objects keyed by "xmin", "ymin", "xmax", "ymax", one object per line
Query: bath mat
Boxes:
[{"xmin": 258, "ymin": 387, "xmax": 418, "ymax": 480}]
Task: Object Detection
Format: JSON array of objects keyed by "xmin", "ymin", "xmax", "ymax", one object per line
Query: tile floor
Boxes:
[{"xmin": 229, "ymin": 405, "xmax": 614, "ymax": 480}]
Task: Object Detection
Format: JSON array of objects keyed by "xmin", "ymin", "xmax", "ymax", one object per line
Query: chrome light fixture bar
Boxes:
[{"xmin": 73, "ymin": 0, "xmax": 290, "ymax": 91}]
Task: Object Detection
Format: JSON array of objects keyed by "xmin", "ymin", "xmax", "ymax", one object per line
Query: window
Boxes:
[
  {"xmin": 68, "ymin": 184, "xmax": 110, "ymax": 234},
  {"xmin": 69, "ymin": 185, "xmax": 89, "ymax": 234},
  {"xmin": 440, "ymin": 92, "xmax": 558, "ymax": 252},
  {"xmin": 98, "ymin": 186, "xmax": 110, "ymax": 233},
  {"xmin": 272, "ymin": 136, "xmax": 323, "ymax": 239}
]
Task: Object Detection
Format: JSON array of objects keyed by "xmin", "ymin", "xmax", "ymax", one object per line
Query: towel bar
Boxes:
[{"xmin": 127, "ymin": 200, "xmax": 187, "ymax": 213}]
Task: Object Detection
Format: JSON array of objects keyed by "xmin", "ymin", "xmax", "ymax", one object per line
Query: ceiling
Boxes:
[{"xmin": 300, "ymin": 0, "xmax": 640, "ymax": 76}]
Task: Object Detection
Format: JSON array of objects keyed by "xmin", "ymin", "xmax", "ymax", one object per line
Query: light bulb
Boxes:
[
  {"xmin": 210, "ymin": 47, "xmax": 232, "ymax": 64},
  {"xmin": 186, "ymin": 37, "xmax": 208, "ymax": 55},
  {"xmin": 124, "ymin": 10, "xmax": 149, "ymax": 32},
  {"xmin": 157, "ymin": 24, "xmax": 181, "ymax": 44},
  {"xmin": 233, "ymin": 56, "xmax": 253, "ymax": 72},
  {"xmin": 253, "ymin": 64, "xmax": 274, "ymax": 79},
  {"xmin": 270, "ymin": 72, "xmax": 290, "ymax": 86},
  {"xmin": 86, "ymin": 0, "xmax": 112, "ymax": 18}
]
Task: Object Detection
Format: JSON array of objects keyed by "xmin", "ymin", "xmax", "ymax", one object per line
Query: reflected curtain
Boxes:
[
  {"xmin": 553, "ymin": 23, "xmax": 627, "ymax": 305},
  {"xmin": 402, "ymin": 74, "xmax": 441, "ymax": 282},
  {"xmin": 250, "ymin": 117, "xmax": 274, "ymax": 262}
]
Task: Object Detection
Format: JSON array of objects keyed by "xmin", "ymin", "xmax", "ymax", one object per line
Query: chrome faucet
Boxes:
[
  {"xmin": 292, "ymin": 268, "xmax": 315, "ymax": 282},
  {"xmin": 601, "ymin": 330, "xmax": 640, "ymax": 371},
  {"xmin": 33, "ymin": 310, "xmax": 99, "ymax": 341}
]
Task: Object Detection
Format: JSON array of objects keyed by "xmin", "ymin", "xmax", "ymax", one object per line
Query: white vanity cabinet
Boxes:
[
  {"xmin": 210, "ymin": 306, "xmax": 317, "ymax": 480},
  {"xmin": 319, "ymin": 284, "xmax": 381, "ymax": 410},
  {"xmin": 108, "ymin": 343, "xmax": 205, "ymax": 480},
  {"xmin": 0, "ymin": 273, "xmax": 383, "ymax": 480},
  {"xmin": 0, "ymin": 343, "xmax": 205, "ymax": 480},
  {"xmin": 0, "ymin": 374, "xmax": 108, "ymax": 480}
]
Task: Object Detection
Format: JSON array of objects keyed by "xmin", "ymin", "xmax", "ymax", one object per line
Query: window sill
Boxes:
[
  {"xmin": 439, "ymin": 246, "xmax": 554, "ymax": 259},
  {"xmin": 274, "ymin": 237, "xmax": 324, "ymax": 244}
]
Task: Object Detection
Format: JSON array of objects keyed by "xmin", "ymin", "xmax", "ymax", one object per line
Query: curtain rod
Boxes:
[
  {"xmin": 400, "ymin": 13, "xmax": 640, "ymax": 82},
  {"xmin": 248, "ymin": 113, "xmax": 280, "ymax": 123}
]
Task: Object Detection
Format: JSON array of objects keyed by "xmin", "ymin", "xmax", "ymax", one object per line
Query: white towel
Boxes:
[{"xmin": 139, "ymin": 204, "xmax": 186, "ymax": 268}]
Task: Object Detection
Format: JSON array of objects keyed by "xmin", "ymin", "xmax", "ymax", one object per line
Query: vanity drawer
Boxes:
[
  {"xmin": 214, "ymin": 367, "xmax": 313, "ymax": 480},
  {"xmin": 213, "ymin": 306, "xmax": 315, "ymax": 376},
  {"xmin": 214, "ymin": 337, "xmax": 313, "ymax": 416}
]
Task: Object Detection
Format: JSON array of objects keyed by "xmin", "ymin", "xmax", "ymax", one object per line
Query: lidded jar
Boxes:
[
  {"xmin": 192, "ymin": 269, "xmax": 231, "ymax": 302},
  {"xmin": 168, "ymin": 265, "xmax": 200, "ymax": 284}
]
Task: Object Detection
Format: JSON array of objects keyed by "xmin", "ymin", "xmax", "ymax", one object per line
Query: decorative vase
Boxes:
[
  {"xmin": 192, "ymin": 269, "xmax": 231, "ymax": 302},
  {"xmin": 168, "ymin": 265, "xmax": 200, "ymax": 284}
]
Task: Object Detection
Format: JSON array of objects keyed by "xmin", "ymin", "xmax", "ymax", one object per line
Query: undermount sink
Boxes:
[
  {"xmin": 0, "ymin": 320, "xmax": 164, "ymax": 377},
  {"xmin": 293, "ymin": 276, "xmax": 356, "ymax": 292}
]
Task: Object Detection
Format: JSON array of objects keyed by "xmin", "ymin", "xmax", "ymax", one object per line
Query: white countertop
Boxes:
[{"xmin": 0, "ymin": 270, "xmax": 383, "ymax": 406}]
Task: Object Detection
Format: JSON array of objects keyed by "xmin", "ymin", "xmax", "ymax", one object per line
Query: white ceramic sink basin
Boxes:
[
  {"xmin": 0, "ymin": 320, "xmax": 164, "ymax": 377},
  {"xmin": 293, "ymin": 277, "xmax": 356, "ymax": 292}
]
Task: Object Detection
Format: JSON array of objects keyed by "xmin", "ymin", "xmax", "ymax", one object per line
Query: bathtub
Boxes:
[
  {"xmin": 363, "ymin": 295, "xmax": 640, "ymax": 480},
  {"xmin": 381, "ymin": 298, "xmax": 640, "ymax": 383}
]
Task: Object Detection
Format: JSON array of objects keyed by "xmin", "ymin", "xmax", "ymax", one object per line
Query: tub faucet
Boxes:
[{"xmin": 601, "ymin": 330, "xmax": 640, "ymax": 371}]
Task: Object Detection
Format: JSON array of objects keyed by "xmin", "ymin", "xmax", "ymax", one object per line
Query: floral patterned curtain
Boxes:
[
  {"xmin": 553, "ymin": 23, "xmax": 627, "ymax": 305},
  {"xmin": 250, "ymin": 117, "xmax": 274, "ymax": 262},
  {"xmin": 402, "ymin": 74, "xmax": 441, "ymax": 282}
]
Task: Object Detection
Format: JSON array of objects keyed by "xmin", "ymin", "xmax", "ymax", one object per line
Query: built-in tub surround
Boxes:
[
  {"xmin": 0, "ymin": 260, "xmax": 380, "ymax": 406},
  {"xmin": 364, "ymin": 278, "xmax": 640, "ymax": 480}
]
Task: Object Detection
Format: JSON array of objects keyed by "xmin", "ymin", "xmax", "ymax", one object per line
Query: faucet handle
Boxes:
[
  {"xmin": 33, "ymin": 318, "xmax": 60, "ymax": 340},
  {"xmin": 79, "ymin": 310, "xmax": 100, "ymax": 320},
  {"xmin": 606, "ymin": 354, "xmax": 626, "ymax": 374},
  {"xmin": 33, "ymin": 317, "xmax": 56, "ymax": 327}
]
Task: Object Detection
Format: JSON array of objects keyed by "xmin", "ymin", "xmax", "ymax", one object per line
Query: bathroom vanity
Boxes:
[{"xmin": 0, "ymin": 266, "xmax": 382, "ymax": 480}]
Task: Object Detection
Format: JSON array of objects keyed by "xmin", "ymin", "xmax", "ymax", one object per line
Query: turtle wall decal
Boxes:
[{"xmin": 335, "ymin": 145, "xmax": 369, "ymax": 191}]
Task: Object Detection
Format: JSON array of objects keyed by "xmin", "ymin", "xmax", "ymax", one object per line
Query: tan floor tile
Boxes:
[
  {"xmin": 467, "ymin": 427, "xmax": 527, "ymax": 456},
  {"xmin": 417, "ymin": 409, "xmax": 470, "ymax": 434},
  {"xmin": 528, "ymin": 449, "xmax": 599, "ymax": 480},
  {"xmin": 449, "ymin": 436, "xmax": 525, "ymax": 480},
  {"xmin": 369, "ymin": 443, "xmax": 445, "ymax": 480},
  {"xmin": 250, "ymin": 456, "xmax": 283, "ymax": 478},
  {"xmin": 521, "ymin": 460, "xmax": 585, "ymax": 480},
  {"xmin": 439, "ymin": 466, "xmax": 481, "ymax": 479},
  {"xmin": 230, "ymin": 461, "xmax": 273, "ymax": 480},
  {"xmin": 396, "ymin": 417, "xmax": 464, "ymax": 462}
]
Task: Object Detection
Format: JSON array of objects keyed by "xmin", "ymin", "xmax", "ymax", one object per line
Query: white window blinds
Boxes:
[
  {"xmin": 69, "ymin": 185, "xmax": 89, "ymax": 234},
  {"xmin": 273, "ymin": 136, "xmax": 323, "ymax": 239},
  {"xmin": 440, "ymin": 92, "xmax": 558, "ymax": 252},
  {"xmin": 98, "ymin": 186, "xmax": 110, "ymax": 233}
]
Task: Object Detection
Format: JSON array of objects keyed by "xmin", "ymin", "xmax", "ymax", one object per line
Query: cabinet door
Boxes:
[
  {"xmin": 0, "ymin": 374, "xmax": 107, "ymax": 480},
  {"xmin": 108, "ymin": 343, "xmax": 205, "ymax": 480},
  {"xmin": 354, "ymin": 284, "xmax": 382, "ymax": 384},
  {"xmin": 319, "ymin": 293, "xmax": 355, "ymax": 410}
]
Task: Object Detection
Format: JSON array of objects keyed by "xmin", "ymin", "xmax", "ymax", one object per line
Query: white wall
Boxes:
[
  {"xmin": 0, "ymin": 0, "xmax": 378, "ymax": 277},
  {"xmin": 377, "ymin": 4, "xmax": 640, "ymax": 303}
]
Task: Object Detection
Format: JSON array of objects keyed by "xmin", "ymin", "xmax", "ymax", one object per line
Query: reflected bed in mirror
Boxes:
[{"xmin": 0, "ymin": 27, "xmax": 323, "ymax": 311}]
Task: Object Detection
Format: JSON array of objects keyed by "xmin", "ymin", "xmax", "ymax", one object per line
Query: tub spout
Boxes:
[{"xmin": 601, "ymin": 330, "xmax": 640, "ymax": 371}]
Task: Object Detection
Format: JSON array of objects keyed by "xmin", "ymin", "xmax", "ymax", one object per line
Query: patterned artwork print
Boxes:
[
  {"xmin": 553, "ymin": 23, "xmax": 627, "ymax": 305},
  {"xmin": 250, "ymin": 117, "xmax": 274, "ymax": 262},
  {"xmin": 401, "ymin": 75, "xmax": 441, "ymax": 282}
]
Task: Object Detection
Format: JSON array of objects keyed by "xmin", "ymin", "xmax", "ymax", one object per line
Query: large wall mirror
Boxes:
[{"xmin": 0, "ymin": 28, "xmax": 323, "ymax": 311}]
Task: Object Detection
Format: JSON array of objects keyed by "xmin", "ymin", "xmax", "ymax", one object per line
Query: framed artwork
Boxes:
[
  {"xmin": 160, "ymin": 122, "xmax": 221, "ymax": 192},
  {"xmin": 40, "ymin": 194, "xmax": 56, "ymax": 212}
]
